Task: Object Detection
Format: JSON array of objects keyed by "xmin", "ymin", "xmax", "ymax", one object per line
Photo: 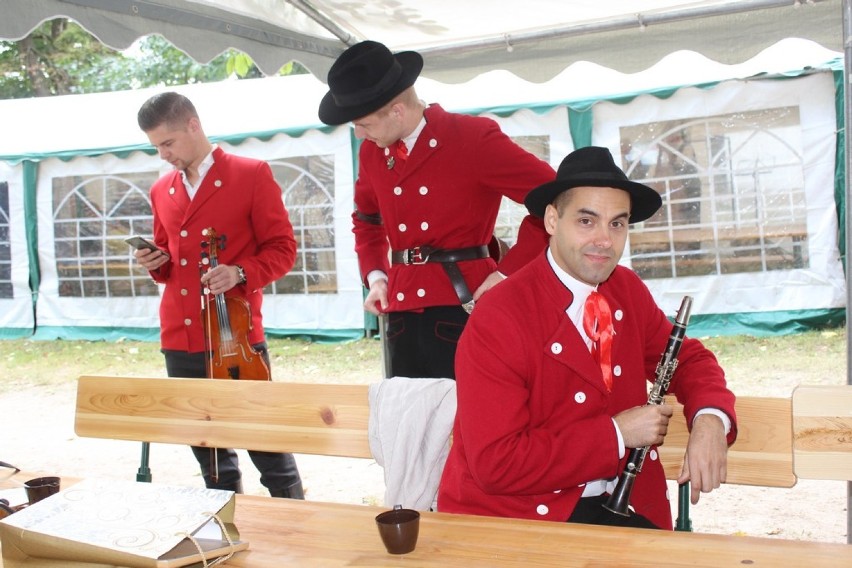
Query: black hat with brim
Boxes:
[
  {"xmin": 524, "ymin": 146, "xmax": 662, "ymax": 223},
  {"xmin": 318, "ymin": 41, "xmax": 423, "ymax": 126}
]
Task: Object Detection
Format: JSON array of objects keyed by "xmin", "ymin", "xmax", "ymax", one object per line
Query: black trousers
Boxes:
[
  {"xmin": 163, "ymin": 345, "xmax": 303, "ymax": 497},
  {"xmin": 567, "ymin": 495, "xmax": 661, "ymax": 529},
  {"xmin": 385, "ymin": 306, "xmax": 469, "ymax": 379}
]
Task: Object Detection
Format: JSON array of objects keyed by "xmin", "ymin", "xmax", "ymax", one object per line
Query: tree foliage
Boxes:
[{"xmin": 0, "ymin": 18, "xmax": 306, "ymax": 99}]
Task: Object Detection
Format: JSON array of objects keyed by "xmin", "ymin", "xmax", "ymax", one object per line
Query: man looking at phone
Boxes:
[{"xmin": 132, "ymin": 91, "xmax": 304, "ymax": 499}]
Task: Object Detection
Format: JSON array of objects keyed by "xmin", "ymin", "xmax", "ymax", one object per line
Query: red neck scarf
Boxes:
[
  {"xmin": 582, "ymin": 290, "xmax": 614, "ymax": 392},
  {"xmin": 395, "ymin": 139, "xmax": 409, "ymax": 161}
]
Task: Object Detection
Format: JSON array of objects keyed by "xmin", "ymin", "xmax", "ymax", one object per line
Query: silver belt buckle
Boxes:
[
  {"xmin": 405, "ymin": 246, "xmax": 429, "ymax": 265},
  {"xmin": 462, "ymin": 300, "xmax": 475, "ymax": 314}
]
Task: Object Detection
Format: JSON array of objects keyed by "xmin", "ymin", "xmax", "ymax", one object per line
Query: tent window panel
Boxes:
[
  {"xmin": 620, "ymin": 107, "xmax": 808, "ymax": 280},
  {"xmin": 0, "ymin": 181, "xmax": 11, "ymax": 299},
  {"xmin": 59, "ymin": 280, "xmax": 81, "ymax": 296},
  {"xmin": 305, "ymin": 272, "xmax": 336, "ymax": 294},
  {"xmin": 108, "ymin": 280, "xmax": 132, "ymax": 297},
  {"xmin": 82, "ymin": 279, "xmax": 106, "ymax": 297},
  {"xmin": 495, "ymin": 135, "xmax": 551, "ymax": 247},
  {"xmin": 105, "ymin": 262, "xmax": 133, "ymax": 278},
  {"xmin": 52, "ymin": 171, "xmax": 159, "ymax": 298},
  {"xmin": 274, "ymin": 273, "xmax": 305, "ymax": 295},
  {"xmin": 57, "ymin": 260, "xmax": 81, "ymax": 279},
  {"xmin": 267, "ymin": 156, "xmax": 336, "ymax": 295}
]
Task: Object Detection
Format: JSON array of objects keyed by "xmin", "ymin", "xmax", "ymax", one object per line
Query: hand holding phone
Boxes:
[{"xmin": 125, "ymin": 236, "xmax": 169, "ymax": 259}]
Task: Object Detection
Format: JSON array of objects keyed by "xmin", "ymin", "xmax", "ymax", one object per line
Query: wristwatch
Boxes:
[{"xmin": 235, "ymin": 264, "xmax": 247, "ymax": 285}]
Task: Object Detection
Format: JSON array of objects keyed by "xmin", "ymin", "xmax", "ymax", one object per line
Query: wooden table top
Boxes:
[
  {"xmin": 225, "ymin": 495, "xmax": 851, "ymax": 567},
  {"xmin": 3, "ymin": 474, "xmax": 849, "ymax": 567}
]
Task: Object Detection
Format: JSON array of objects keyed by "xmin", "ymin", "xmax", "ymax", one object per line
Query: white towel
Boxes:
[{"xmin": 368, "ymin": 377, "xmax": 457, "ymax": 511}]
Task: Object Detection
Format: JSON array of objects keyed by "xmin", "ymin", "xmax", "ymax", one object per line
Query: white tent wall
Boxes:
[
  {"xmin": 593, "ymin": 72, "xmax": 844, "ymax": 331},
  {"xmin": 216, "ymin": 129, "xmax": 362, "ymax": 336},
  {"xmin": 33, "ymin": 152, "xmax": 163, "ymax": 337},
  {"xmin": 0, "ymin": 161, "xmax": 33, "ymax": 338}
]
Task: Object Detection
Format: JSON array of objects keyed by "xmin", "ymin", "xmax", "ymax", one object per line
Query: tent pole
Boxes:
[{"xmin": 843, "ymin": 0, "xmax": 852, "ymax": 546}]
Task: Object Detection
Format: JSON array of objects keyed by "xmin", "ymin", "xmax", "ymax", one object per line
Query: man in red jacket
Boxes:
[
  {"xmin": 318, "ymin": 41, "xmax": 555, "ymax": 379},
  {"xmin": 133, "ymin": 92, "xmax": 303, "ymax": 498},
  {"xmin": 438, "ymin": 146, "xmax": 736, "ymax": 529}
]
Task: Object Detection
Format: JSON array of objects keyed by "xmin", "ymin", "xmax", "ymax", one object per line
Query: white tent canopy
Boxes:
[{"xmin": 1, "ymin": 0, "xmax": 843, "ymax": 82}]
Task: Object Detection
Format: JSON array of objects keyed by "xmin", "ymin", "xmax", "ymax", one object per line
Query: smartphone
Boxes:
[{"xmin": 125, "ymin": 235, "xmax": 168, "ymax": 257}]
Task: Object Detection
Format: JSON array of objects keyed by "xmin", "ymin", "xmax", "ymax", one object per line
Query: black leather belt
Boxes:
[
  {"xmin": 391, "ymin": 245, "xmax": 489, "ymax": 313},
  {"xmin": 391, "ymin": 245, "xmax": 489, "ymax": 265}
]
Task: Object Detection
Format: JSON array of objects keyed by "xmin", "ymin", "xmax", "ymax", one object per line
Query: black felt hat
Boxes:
[
  {"xmin": 524, "ymin": 146, "xmax": 662, "ymax": 223},
  {"xmin": 318, "ymin": 41, "xmax": 423, "ymax": 126}
]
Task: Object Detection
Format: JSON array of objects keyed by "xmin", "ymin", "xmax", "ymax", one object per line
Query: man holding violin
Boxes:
[{"xmin": 132, "ymin": 92, "xmax": 304, "ymax": 499}]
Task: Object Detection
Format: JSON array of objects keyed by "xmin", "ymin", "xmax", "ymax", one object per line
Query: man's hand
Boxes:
[
  {"xmin": 133, "ymin": 248, "xmax": 169, "ymax": 271},
  {"xmin": 364, "ymin": 278, "xmax": 388, "ymax": 315},
  {"xmin": 613, "ymin": 404, "xmax": 674, "ymax": 449},
  {"xmin": 472, "ymin": 271, "xmax": 506, "ymax": 301},
  {"xmin": 200, "ymin": 264, "xmax": 241, "ymax": 296},
  {"xmin": 677, "ymin": 413, "xmax": 728, "ymax": 504}
]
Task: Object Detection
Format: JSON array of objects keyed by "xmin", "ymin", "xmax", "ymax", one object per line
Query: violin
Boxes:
[{"xmin": 200, "ymin": 227, "xmax": 271, "ymax": 381}]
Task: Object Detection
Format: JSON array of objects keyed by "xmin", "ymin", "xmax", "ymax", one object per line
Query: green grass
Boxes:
[
  {"xmin": 0, "ymin": 337, "xmax": 383, "ymax": 392},
  {"xmin": 0, "ymin": 328, "xmax": 845, "ymax": 396}
]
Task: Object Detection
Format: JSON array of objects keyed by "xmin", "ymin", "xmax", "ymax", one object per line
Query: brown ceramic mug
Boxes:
[
  {"xmin": 24, "ymin": 476, "xmax": 60, "ymax": 504},
  {"xmin": 375, "ymin": 505, "xmax": 420, "ymax": 554}
]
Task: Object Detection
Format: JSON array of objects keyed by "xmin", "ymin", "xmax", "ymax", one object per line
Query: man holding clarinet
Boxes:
[{"xmin": 437, "ymin": 146, "xmax": 737, "ymax": 530}]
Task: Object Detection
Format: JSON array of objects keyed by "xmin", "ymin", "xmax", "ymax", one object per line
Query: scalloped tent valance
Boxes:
[{"xmin": 0, "ymin": 0, "xmax": 842, "ymax": 83}]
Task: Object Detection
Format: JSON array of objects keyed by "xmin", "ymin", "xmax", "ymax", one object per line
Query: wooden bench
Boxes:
[
  {"xmin": 74, "ymin": 376, "xmax": 373, "ymax": 460},
  {"xmin": 74, "ymin": 376, "xmax": 852, "ymax": 534}
]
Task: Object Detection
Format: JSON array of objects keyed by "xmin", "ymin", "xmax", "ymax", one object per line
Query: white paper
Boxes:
[{"xmin": 0, "ymin": 479, "xmax": 233, "ymax": 560}]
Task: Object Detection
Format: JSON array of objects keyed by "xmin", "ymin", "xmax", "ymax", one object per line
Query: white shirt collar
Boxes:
[
  {"xmin": 181, "ymin": 144, "xmax": 217, "ymax": 199},
  {"xmin": 401, "ymin": 113, "xmax": 427, "ymax": 152},
  {"xmin": 546, "ymin": 248, "xmax": 597, "ymax": 344}
]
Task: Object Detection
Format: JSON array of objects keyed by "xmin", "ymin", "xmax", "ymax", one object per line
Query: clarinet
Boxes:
[{"xmin": 603, "ymin": 295, "xmax": 693, "ymax": 517}]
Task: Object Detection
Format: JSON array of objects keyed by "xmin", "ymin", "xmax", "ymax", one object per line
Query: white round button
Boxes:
[
  {"xmin": 429, "ymin": 139, "xmax": 438, "ymax": 148},
  {"xmin": 396, "ymin": 292, "xmax": 405, "ymax": 301},
  {"xmin": 419, "ymin": 186, "xmax": 428, "ymax": 195},
  {"xmin": 421, "ymin": 221, "xmax": 429, "ymax": 231},
  {"xmin": 574, "ymin": 392, "xmax": 587, "ymax": 403},
  {"xmin": 613, "ymin": 365, "xmax": 622, "ymax": 377},
  {"xmin": 184, "ymin": 318, "xmax": 192, "ymax": 326},
  {"xmin": 417, "ymin": 289, "xmax": 426, "ymax": 297},
  {"xmin": 394, "ymin": 186, "xmax": 402, "ymax": 195},
  {"xmin": 536, "ymin": 504, "xmax": 549, "ymax": 516},
  {"xmin": 180, "ymin": 289, "xmax": 188, "ymax": 296},
  {"xmin": 384, "ymin": 148, "xmax": 391, "ymax": 156},
  {"xmin": 398, "ymin": 224, "xmax": 407, "ymax": 232},
  {"xmin": 649, "ymin": 449, "xmax": 658, "ymax": 461},
  {"xmin": 614, "ymin": 309, "xmax": 623, "ymax": 321},
  {"xmin": 180, "ymin": 230, "xmax": 188, "ymax": 238},
  {"xmin": 169, "ymin": 187, "xmax": 175, "ymax": 195},
  {"xmin": 214, "ymin": 180, "xmax": 222, "ymax": 187},
  {"xmin": 550, "ymin": 342, "xmax": 562, "ymax": 354},
  {"xmin": 180, "ymin": 258, "xmax": 188, "ymax": 266}
]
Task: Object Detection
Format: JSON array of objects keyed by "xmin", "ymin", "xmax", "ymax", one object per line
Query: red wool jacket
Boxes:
[
  {"xmin": 438, "ymin": 252, "xmax": 737, "ymax": 530},
  {"xmin": 147, "ymin": 147, "xmax": 296, "ymax": 353},
  {"xmin": 352, "ymin": 104, "xmax": 555, "ymax": 312}
]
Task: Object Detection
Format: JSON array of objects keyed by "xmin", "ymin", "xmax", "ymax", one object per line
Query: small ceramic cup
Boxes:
[
  {"xmin": 24, "ymin": 476, "xmax": 60, "ymax": 505},
  {"xmin": 375, "ymin": 505, "xmax": 420, "ymax": 554}
]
